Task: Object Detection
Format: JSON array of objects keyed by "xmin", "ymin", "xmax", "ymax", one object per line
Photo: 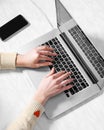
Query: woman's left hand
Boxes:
[{"xmin": 16, "ymin": 46, "xmax": 57, "ymax": 68}]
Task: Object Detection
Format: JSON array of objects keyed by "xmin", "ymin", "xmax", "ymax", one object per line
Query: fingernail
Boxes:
[
  {"xmin": 71, "ymin": 79, "xmax": 74, "ymax": 82},
  {"xmin": 55, "ymin": 53, "xmax": 58, "ymax": 55},
  {"xmin": 49, "ymin": 62, "xmax": 53, "ymax": 65},
  {"xmin": 68, "ymin": 72, "xmax": 71, "ymax": 75},
  {"xmin": 70, "ymin": 85, "xmax": 73, "ymax": 88},
  {"xmin": 68, "ymin": 79, "xmax": 73, "ymax": 82}
]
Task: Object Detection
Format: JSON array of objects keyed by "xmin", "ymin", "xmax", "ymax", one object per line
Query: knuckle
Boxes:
[
  {"xmin": 36, "ymin": 53, "xmax": 40, "ymax": 57},
  {"xmin": 54, "ymin": 80, "xmax": 59, "ymax": 84},
  {"xmin": 47, "ymin": 51, "xmax": 51, "ymax": 55},
  {"xmin": 44, "ymin": 46, "xmax": 48, "ymax": 49},
  {"xmin": 53, "ymin": 80, "xmax": 57, "ymax": 84},
  {"xmin": 39, "ymin": 46, "xmax": 45, "ymax": 50},
  {"xmin": 34, "ymin": 64, "xmax": 38, "ymax": 68},
  {"xmin": 66, "ymin": 79, "xmax": 70, "ymax": 83},
  {"xmin": 51, "ymin": 76, "xmax": 55, "ymax": 80},
  {"xmin": 51, "ymin": 77, "xmax": 54, "ymax": 80},
  {"xmin": 45, "ymin": 51, "xmax": 50, "ymax": 56},
  {"xmin": 48, "ymin": 57, "xmax": 52, "ymax": 61}
]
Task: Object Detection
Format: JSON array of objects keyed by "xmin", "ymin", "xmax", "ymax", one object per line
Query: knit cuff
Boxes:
[
  {"xmin": 6, "ymin": 100, "xmax": 45, "ymax": 130},
  {"xmin": 0, "ymin": 53, "xmax": 17, "ymax": 69},
  {"xmin": 24, "ymin": 100, "xmax": 45, "ymax": 120}
]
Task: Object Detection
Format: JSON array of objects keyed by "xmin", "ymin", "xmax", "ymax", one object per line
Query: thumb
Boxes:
[{"xmin": 47, "ymin": 67, "xmax": 55, "ymax": 77}]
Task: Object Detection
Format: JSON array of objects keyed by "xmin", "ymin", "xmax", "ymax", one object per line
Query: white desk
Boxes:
[{"xmin": 0, "ymin": 0, "xmax": 104, "ymax": 130}]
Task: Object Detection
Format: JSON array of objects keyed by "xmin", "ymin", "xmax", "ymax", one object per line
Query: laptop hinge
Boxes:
[{"xmin": 60, "ymin": 32, "xmax": 98, "ymax": 84}]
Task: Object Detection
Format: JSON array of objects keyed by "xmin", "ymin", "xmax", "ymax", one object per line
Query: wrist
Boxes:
[
  {"xmin": 16, "ymin": 54, "xmax": 25, "ymax": 67},
  {"xmin": 34, "ymin": 92, "xmax": 49, "ymax": 106}
]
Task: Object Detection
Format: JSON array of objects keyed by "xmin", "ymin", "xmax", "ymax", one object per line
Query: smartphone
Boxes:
[{"xmin": 0, "ymin": 15, "xmax": 29, "ymax": 41}]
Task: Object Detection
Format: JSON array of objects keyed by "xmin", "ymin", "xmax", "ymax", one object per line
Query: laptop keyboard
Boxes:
[
  {"xmin": 42, "ymin": 37, "xmax": 89, "ymax": 97},
  {"xmin": 69, "ymin": 25, "xmax": 104, "ymax": 78}
]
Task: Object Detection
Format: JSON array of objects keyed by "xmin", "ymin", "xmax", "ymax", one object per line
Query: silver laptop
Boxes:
[{"xmin": 18, "ymin": 0, "xmax": 104, "ymax": 119}]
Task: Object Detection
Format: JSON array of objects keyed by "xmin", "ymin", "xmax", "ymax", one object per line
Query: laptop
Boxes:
[{"xmin": 18, "ymin": 0, "xmax": 104, "ymax": 119}]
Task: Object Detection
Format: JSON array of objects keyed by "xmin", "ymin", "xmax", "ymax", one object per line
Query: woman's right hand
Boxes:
[{"xmin": 34, "ymin": 68, "xmax": 74, "ymax": 105}]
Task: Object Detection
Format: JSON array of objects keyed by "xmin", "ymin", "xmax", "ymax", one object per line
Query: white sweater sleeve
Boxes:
[
  {"xmin": 6, "ymin": 100, "xmax": 45, "ymax": 130},
  {"xmin": 0, "ymin": 53, "xmax": 17, "ymax": 69},
  {"xmin": 0, "ymin": 53, "xmax": 45, "ymax": 130}
]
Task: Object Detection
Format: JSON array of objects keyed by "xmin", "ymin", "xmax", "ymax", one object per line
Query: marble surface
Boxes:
[{"xmin": 0, "ymin": 0, "xmax": 104, "ymax": 130}]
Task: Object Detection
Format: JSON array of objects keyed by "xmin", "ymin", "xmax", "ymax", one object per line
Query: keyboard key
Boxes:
[
  {"xmin": 79, "ymin": 79, "xmax": 82, "ymax": 82},
  {"xmin": 66, "ymin": 93, "xmax": 70, "ymax": 97},
  {"xmin": 78, "ymin": 86, "xmax": 83, "ymax": 91},
  {"xmin": 76, "ymin": 75, "xmax": 80, "ymax": 79},
  {"xmin": 49, "ymin": 40, "xmax": 53, "ymax": 45},
  {"xmin": 81, "ymin": 83, "xmax": 87, "ymax": 88},
  {"xmin": 74, "ymin": 79, "xmax": 77, "ymax": 83},
  {"xmin": 73, "ymin": 86, "xmax": 79, "ymax": 93},
  {"xmin": 69, "ymin": 88, "xmax": 75, "ymax": 95},
  {"xmin": 75, "ymin": 82, "xmax": 80, "ymax": 87},
  {"xmin": 64, "ymin": 90, "xmax": 69, "ymax": 93},
  {"xmin": 71, "ymin": 75, "xmax": 75, "ymax": 79}
]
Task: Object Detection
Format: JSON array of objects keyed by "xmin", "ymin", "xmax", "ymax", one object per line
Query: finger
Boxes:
[
  {"xmin": 57, "ymin": 72, "xmax": 71, "ymax": 81},
  {"xmin": 35, "ymin": 62, "xmax": 52, "ymax": 68},
  {"xmin": 37, "ymin": 46, "xmax": 54, "ymax": 51},
  {"xmin": 39, "ymin": 55, "xmax": 53, "ymax": 61},
  {"xmin": 55, "ymin": 84, "xmax": 73, "ymax": 94},
  {"xmin": 59, "ymin": 85, "xmax": 73, "ymax": 93},
  {"xmin": 47, "ymin": 67, "xmax": 55, "ymax": 77},
  {"xmin": 39, "ymin": 51, "xmax": 57, "ymax": 56},
  {"xmin": 52, "ymin": 71, "xmax": 66, "ymax": 79},
  {"xmin": 60, "ymin": 78, "xmax": 74, "ymax": 87}
]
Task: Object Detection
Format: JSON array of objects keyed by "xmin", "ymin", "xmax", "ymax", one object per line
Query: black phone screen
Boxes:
[{"xmin": 0, "ymin": 15, "xmax": 29, "ymax": 41}]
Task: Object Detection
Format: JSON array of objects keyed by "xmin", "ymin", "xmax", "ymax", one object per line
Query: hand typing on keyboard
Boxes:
[
  {"xmin": 16, "ymin": 45, "xmax": 57, "ymax": 68},
  {"xmin": 34, "ymin": 68, "xmax": 73, "ymax": 105}
]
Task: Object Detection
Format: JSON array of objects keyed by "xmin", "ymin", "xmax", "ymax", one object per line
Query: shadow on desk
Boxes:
[{"xmin": 0, "ymin": 68, "xmax": 23, "ymax": 74}]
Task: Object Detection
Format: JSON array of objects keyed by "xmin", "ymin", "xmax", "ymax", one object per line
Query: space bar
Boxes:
[{"xmin": 60, "ymin": 32, "xmax": 98, "ymax": 84}]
